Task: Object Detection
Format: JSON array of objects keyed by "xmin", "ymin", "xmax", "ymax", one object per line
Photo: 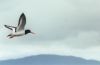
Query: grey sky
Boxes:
[{"xmin": 0, "ymin": 0, "xmax": 100, "ymax": 61}]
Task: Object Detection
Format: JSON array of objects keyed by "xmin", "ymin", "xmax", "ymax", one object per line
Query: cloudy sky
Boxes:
[{"xmin": 0, "ymin": 0, "xmax": 100, "ymax": 61}]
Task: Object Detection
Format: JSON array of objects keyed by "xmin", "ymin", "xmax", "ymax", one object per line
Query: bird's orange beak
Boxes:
[{"xmin": 31, "ymin": 32, "xmax": 36, "ymax": 34}]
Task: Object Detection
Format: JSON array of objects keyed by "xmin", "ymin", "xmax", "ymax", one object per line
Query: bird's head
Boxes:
[{"xmin": 25, "ymin": 29, "xmax": 35, "ymax": 35}]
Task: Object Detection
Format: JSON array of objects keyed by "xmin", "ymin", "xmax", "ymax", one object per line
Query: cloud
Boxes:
[{"xmin": 0, "ymin": 0, "xmax": 100, "ymax": 61}]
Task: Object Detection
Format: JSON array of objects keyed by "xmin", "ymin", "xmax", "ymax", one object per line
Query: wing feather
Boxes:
[
  {"xmin": 4, "ymin": 25, "xmax": 16, "ymax": 30},
  {"xmin": 16, "ymin": 13, "xmax": 26, "ymax": 31}
]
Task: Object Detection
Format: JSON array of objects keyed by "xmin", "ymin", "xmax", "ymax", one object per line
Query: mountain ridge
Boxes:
[{"xmin": 0, "ymin": 54, "xmax": 100, "ymax": 65}]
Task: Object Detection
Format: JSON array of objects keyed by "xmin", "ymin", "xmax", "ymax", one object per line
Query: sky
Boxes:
[{"xmin": 0, "ymin": 0, "xmax": 100, "ymax": 61}]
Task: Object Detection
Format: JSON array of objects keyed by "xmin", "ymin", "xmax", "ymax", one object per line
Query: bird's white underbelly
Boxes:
[{"xmin": 12, "ymin": 31, "xmax": 25, "ymax": 36}]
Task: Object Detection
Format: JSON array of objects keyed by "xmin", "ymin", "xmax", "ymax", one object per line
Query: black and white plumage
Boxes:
[{"xmin": 4, "ymin": 13, "xmax": 35, "ymax": 38}]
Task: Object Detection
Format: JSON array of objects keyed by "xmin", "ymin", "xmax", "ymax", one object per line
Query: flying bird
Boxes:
[{"xmin": 4, "ymin": 13, "xmax": 35, "ymax": 38}]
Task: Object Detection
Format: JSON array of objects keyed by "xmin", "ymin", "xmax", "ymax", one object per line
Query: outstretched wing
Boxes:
[
  {"xmin": 4, "ymin": 25, "xmax": 16, "ymax": 32},
  {"xmin": 16, "ymin": 13, "xmax": 26, "ymax": 32}
]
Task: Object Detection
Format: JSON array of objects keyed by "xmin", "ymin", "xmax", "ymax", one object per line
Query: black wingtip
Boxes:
[
  {"xmin": 20, "ymin": 13, "xmax": 26, "ymax": 18},
  {"xmin": 21, "ymin": 13, "xmax": 25, "ymax": 16},
  {"xmin": 22, "ymin": 12, "xmax": 24, "ymax": 14},
  {"xmin": 4, "ymin": 25, "xmax": 7, "ymax": 27}
]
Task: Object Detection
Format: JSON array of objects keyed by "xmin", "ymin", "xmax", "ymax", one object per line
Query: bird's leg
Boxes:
[
  {"xmin": 9, "ymin": 36, "xmax": 14, "ymax": 39},
  {"xmin": 7, "ymin": 34, "xmax": 12, "ymax": 37},
  {"xmin": 7, "ymin": 34, "xmax": 14, "ymax": 38}
]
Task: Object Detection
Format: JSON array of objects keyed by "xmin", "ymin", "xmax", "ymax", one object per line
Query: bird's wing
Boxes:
[
  {"xmin": 16, "ymin": 13, "xmax": 26, "ymax": 32},
  {"xmin": 4, "ymin": 25, "xmax": 16, "ymax": 32},
  {"xmin": 4, "ymin": 25, "xmax": 16, "ymax": 30}
]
